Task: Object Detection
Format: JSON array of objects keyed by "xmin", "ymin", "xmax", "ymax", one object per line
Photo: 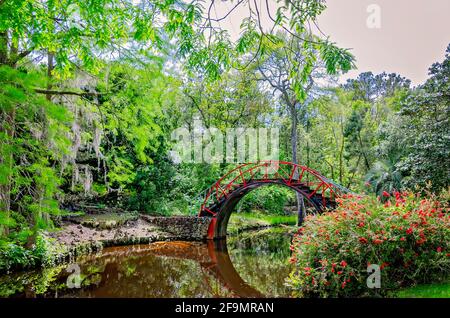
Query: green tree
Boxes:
[
  {"xmin": 307, "ymin": 89, "xmax": 359, "ymax": 187},
  {"xmin": 0, "ymin": 0, "xmax": 357, "ymax": 247},
  {"xmin": 393, "ymin": 45, "xmax": 450, "ymax": 192},
  {"xmin": 0, "ymin": 66, "xmax": 70, "ymax": 238},
  {"xmin": 343, "ymin": 72, "xmax": 411, "ymax": 102},
  {"xmin": 0, "ymin": 0, "xmax": 198, "ymax": 239},
  {"xmin": 254, "ymin": 32, "xmax": 353, "ymax": 223},
  {"xmin": 341, "ymin": 72, "xmax": 411, "ymax": 185}
]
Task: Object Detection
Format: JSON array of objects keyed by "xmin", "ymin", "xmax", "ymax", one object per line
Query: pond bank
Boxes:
[
  {"xmin": 1, "ymin": 212, "xmax": 297, "ymax": 274},
  {"xmin": 50, "ymin": 212, "xmax": 297, "ymax": 252},
  {"xmin": 0, "ymin": 214, "xmax": 211, "ymax": 274},
  {"xmin": 49, "ymin": 215, "xmax": 211, "ymax": 249},
  {"xmin": 35, "ymin": 215, "xmax": 212, "ymax": 269}
]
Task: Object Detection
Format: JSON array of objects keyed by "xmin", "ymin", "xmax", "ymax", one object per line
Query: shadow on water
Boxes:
[{"xmin": 0, "ymin": 227, "xmax": 294, "ymax": 298}]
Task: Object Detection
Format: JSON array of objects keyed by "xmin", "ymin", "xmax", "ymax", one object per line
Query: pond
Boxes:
[{"xmin": 0, "ymin": 227, "xmax": 295, "ymax": 298}]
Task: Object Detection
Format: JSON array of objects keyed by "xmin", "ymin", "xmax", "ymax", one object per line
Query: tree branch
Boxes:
[{"xmin": 34, "ymin": 88, "xmax": 101, "ymax": 97}]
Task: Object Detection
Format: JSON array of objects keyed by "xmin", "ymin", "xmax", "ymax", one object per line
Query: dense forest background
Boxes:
[{"xmin": 0, "ymin": 0, "xmax": 449, "ymax": 249}]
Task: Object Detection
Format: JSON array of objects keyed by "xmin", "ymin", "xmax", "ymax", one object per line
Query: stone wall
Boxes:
[{"xmin": 141, "ymin": 215, "xmax": 212, "ymax": 240}]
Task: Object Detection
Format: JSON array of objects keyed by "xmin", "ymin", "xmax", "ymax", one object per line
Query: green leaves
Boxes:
[
  {"xmin": 0, "ymin": 66, "xmax": 69, "ymax": 237},
  {"xmin": 320, "ymin": 41, "xmax": 355, "ymax": 75},
  {"xmin": 93, "ymin": 62, "xmax": 179, "ymax": 191},
  {"xmin": 367, "ymin": 45, "xmax": 450, "ymax": 193},
  {"xmin": 236, "ymin": 19, "xmax": 259, "ymax": 54}
]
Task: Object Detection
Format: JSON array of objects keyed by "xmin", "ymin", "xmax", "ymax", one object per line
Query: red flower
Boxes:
[
  {"xmin": 340, "ymin": 260, "xmax": 348, "ymax": 267},
  {"xmin": 341, "ymin": 282, "xmax": 347, "ymax": 289},
  {"xmin": 400, "ymin": 237, "xmax": 406, "ymax": 241},
  {"xmin": 382, "ymin": 191, "xmax": 390, "ymax": 197},
  {"xmin": 437, "ymin": 247, "xmax": 442, "ymax": 253},
  {"xmin": 416, "ymin": 239, "xmax": 426, "ymax": 245},
  {"xmin": 373, "ymin": 238, "xmax": 384, "ymax": 245},
  {"xmin": 359, "ymin": 237, "xmax": 368, "ymax": 244},
  {"xmin": 357, "ymin": 222, "xmax": 365, "ymax": 227},
  {"xmin": 406, "ymin": 227, "xmax": 414, "ymax": 235},
  {"xmin": 337, "ymin": 271, "xmax": 343, "ymax": 275}
]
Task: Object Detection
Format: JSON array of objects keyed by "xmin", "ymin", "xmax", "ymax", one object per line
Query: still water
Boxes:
[{"xmin": 0, "ymin": 227, "xmax": 294, "ymax": 298}]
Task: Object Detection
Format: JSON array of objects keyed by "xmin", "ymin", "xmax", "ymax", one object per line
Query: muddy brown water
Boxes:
[{"xmin": 0, "ymin": 227, "xmax": 294, "ymax": 298}]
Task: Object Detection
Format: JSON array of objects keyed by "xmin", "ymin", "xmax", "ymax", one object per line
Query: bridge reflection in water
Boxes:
[
  {"xmin": 110, "ymin": 240, "xmax": 265, "ymax": 297},
  {"xmin": 0, "ymin": 235, "xmax": 292, "ymax": 298},
  {"xmin": 205, "ymin": 240, "xmax": 264, "ymax": 297},
  {"xmin": 159, "ymin": 240, "xmax": 264, "ymax": 298}
]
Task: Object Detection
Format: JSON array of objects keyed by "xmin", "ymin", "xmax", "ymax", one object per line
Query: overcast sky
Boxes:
[
  {"xmin": 318, "ymin": 0, "xmax": 450, "ymax": 85},
  {"xmin": 215, "ymin": 0, "xmax": 450, "ymax": 86}
]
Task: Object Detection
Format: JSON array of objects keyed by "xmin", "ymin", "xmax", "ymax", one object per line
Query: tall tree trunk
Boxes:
[
  {"xmin": 9, "ymin": 36, "xmax": 17, "ymax": 68},
  {"xmin": 288, "ymin": 102, "xmax": 305, "ymax": 226},
  {"xmin": 358, "ymin": 131, "xmax": 371, "ymax": 171},
  {"xmin": 0, "ymin": 31, "xmax": 8, "ymax": 66},
  {"xmin": 0, "ymin": 102, "xmax": 15, "ymax": 238},
  {"xmin": 339, "ymin": 120, "xmax": 345, "ymax": 184},
  {"xmin": 0, "ymin": 31, "xmax": 13, "ymax": 237},
  {"xmin": 27, "ymin": 50, "xmax": 54, "ymax": 243},
  {"xmin": 46, "ymin": 51, "xmax": 54, "ymax": 101}
]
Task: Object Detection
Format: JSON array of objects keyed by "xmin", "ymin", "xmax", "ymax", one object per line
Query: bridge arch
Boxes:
[{"xmin": 198, "ymin": 161, "xmax": 348, "ymax": 239}]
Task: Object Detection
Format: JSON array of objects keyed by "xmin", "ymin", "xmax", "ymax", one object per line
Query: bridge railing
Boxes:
[{"xmin": 199, "ymin": 161, "xmax": 348, "ymax": 216}]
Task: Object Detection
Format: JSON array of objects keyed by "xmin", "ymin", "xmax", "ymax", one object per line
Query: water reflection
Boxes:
[{"xmin": 0, "ymin": 227, "xmax": 294, "ymax": 298}]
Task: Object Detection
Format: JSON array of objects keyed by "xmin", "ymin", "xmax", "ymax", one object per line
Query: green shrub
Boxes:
[
  {"xmin": 238, "ymin": 185, "xmax": 295, "ymax": 215},
  {"xmin": 0, "ymin": 241, "xmax": 36, "ymax": 271},
  {"xmin": 287, "ymin": 191, "xmax": 450, "ymax": 297},
  {"xmin": 0, "ymin": 232, "xmax": 67, "ymax": 272}
]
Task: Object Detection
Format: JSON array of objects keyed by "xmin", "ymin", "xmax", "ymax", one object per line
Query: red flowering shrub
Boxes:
[{"xmin": 287, "ymin": 191, "xmax": 450, "ymax": 297}]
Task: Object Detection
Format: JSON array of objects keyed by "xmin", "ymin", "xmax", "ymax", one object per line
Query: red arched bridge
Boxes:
[{"xmin": 198, "ymin": 161, "xmax": 350, "ymax": 239}]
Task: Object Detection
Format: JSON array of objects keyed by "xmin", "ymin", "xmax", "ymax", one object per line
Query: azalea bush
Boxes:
[{"xmin": 287, "ymin": 190, "xmax": 450, "ymax": 297}]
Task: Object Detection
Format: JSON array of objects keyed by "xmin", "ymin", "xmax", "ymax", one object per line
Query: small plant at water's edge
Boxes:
[{"xmin": 0, "ymin": 231, "xmax": 102, "ymax": 273}]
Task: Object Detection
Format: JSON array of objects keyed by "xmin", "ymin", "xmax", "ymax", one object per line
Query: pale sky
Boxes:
[
  {"xmin": 213, "ymin": 0, "xmax": 450, "ymax": 86},
  {"xmin": 318, "ymin": 0, "xmax": 450, "ymax": 85}
]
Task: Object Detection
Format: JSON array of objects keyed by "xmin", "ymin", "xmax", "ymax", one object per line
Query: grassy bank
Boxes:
[
  {"xmin": 394, "ymin": 281, "xmax": 450, "ymax": 298},
  {"xmin": 227, "ymin": 212, "xmax": 297, "ymax": 235},
  {"xmin": 247, "ymin": 213, "xmax": 298, "ymax": 226}
]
